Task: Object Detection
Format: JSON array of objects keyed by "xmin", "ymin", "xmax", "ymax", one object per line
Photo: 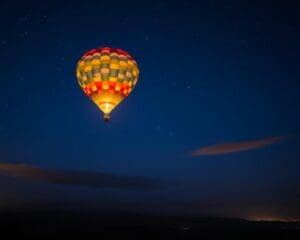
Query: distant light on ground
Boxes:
[{"xmin": 246, "ymin": 215, "xmax": 299, "ymax": 222}]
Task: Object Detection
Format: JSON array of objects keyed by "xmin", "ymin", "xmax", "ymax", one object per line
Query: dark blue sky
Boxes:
[{"xmin": 0, "ymin": 0, "xmax": 299, "ymax": 221}]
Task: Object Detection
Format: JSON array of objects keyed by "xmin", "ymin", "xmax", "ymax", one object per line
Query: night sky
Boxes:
[{"xmin": 0, "ymin": 0, "xmax": 299, "ymax": 221}]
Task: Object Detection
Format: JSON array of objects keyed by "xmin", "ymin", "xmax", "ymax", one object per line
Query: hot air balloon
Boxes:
[{"xmin": 76, "ymin": 47, "xmax": 139, "ymax": 122}]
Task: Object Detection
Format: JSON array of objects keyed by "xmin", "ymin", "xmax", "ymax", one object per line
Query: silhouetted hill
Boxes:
[{"xmin": 0, "ymin": 209, "xmax": 299, "ymax": 239}]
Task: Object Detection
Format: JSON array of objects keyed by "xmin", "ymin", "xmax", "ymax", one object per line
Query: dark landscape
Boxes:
[{"xmin": 1, "ymin": 210, "xmax": 300, "ymax": 239}]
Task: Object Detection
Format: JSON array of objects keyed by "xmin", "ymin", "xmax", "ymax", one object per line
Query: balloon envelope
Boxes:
[{"xmin": 76, "ymin": 47, "xmax": 139, "ymax": 121}]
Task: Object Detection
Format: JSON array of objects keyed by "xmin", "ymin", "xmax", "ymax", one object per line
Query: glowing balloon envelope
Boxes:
[{"xmin": 76, "ymin": 47, "xmax": 139, "ymax": 121}]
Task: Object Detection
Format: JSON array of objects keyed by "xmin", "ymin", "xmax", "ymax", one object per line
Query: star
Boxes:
[
  {"xmin": 19, "ymin": 32, "xmax": 28, "ymax": 38},
  {"xmin": 168, "ymin": 130, "xmax": 175, "ymax": 137},
  {"xmin": 20, "ymin": 14, "xmax": 30, "ymax": 23},
  {"xmin": 241, "ymin": 39, "xmax": 247, "ymax": 45},
  {"xmin": 155, "ymin": 125, "xmax": 161, "ymax": 131}
]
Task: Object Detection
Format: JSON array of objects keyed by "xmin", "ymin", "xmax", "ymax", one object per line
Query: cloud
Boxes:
[
  {"xmin": 191, "ymin": 136, "xmax": 288, "ymax": 156},
  {"xmin": 0, "ymin": 163, "xmax": 162, "ymax": 190}
]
